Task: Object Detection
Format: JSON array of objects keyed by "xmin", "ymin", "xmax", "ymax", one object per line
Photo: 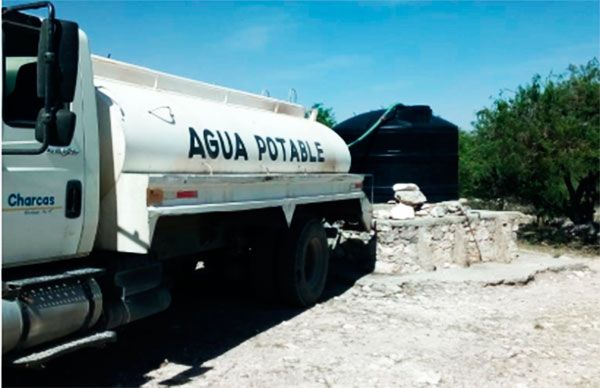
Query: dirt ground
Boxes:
[{"xmin": 3, "ymin": 249, "xmax": 600, "ymax": 387}]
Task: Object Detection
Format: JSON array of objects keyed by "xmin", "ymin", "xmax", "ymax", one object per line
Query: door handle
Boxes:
[{"xmin": 65, "ymin": 180, "xmax": 82, "ymax": 219}]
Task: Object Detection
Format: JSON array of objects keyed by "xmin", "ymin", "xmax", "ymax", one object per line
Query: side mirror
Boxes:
[
  {"xmin": 54, "ymin": 109, "xmax": 76, "ymax": 146},
  {"xmin": 36, "ymin": 108, "xmax": 76, "ymax": 146},
  {"xmin": 37, "ymin": 18, "xmax": 79, "ymax": 103},
  {"xmin": 3, "ymin": 2, "xmax": 78, "ymax": 155}
]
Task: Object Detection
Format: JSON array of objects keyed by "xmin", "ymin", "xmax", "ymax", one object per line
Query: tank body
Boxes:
[
  {"xmin": 334, "ymin": 105, "xmax": 458, "ymax": 203},
  {"xmin": 92, "ymin": 56, "xmax": 350, "ymax": 195}
]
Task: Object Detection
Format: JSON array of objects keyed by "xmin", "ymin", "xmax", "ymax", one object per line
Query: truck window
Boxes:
[{"xmin": 2, "ymin": 20, "xmax": 43, "ymax": 128}]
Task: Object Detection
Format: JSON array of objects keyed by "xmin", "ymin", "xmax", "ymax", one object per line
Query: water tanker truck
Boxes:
[{"xmin": 1, "ymin": 2, "xmax": 372, "ymax": 366}]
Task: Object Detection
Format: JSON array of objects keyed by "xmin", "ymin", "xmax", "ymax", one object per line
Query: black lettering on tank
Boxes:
[
  {"xmin": 266, "ymin": 137, "xmax": 278, "ymax": 161},
  {"xmin": 315, "ymin": 142, "xmax": 325, "ymax": 162},
  {"xmin": 275, "ymin": 137, "xmax": 287, "ymax": 161},
  {"xmin": 204, "ymin": 129, "xmax": 219, "ymax": 159},
  {"xmin": 289, "ymin": 139, "xmax": 299, "ymax": 162},
  {"xmin": 188, "ymin": 127, "xmax": 206, "ymax": 158},
  {"xmin": 234, "ymin": 133, "xmax": 248, "ymax": 160},
  {"xmin": 298, "ymin": 140, "xmax": 308, "ymax": 162},
  {"xmin": 218, "ymin": 131, "xmax": 233, "ymax": 159},
  {"xmin": 306, "ymin": 140, "xmax": 316, "ymax": 162},
  {"xmin": 255, "ymin": 135, "xmax": 267, "ymax": 161}
]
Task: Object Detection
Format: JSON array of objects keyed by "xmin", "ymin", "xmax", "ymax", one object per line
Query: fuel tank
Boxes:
[{"xmin": 92, "ymin": 56, "xmax": 350, "ymax": 195}]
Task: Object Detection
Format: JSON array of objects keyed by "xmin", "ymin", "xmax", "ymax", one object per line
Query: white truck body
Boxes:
[
  {"xmin": 3, "ymin": 37, "xmax": 365, "ymax": 266},
  {"xmin": 2, "ymin": 4, "xmax": 371, "ymax": 363}
]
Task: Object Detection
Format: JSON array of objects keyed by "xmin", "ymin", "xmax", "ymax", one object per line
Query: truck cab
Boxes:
[{"xmin": 3, "ymin": 6, "xmax": 100, "ymax": 267}]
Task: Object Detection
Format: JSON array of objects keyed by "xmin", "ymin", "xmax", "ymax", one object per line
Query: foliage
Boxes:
[
  {"xmin": 307, "ymin": 103, "xmax": 337, "ymax": 128},
  {"xmin": 461, "ymin": 59, "xmax": 600, "ymax": 224},
  {"xmin": 518, "ymin": 221, "xmax": 599, "ymax": 255}
]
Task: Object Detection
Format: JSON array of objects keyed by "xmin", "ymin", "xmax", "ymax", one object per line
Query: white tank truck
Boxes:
[{"xmin": 1, "ymin": 2, "xmax": 373, "ymax": 365}]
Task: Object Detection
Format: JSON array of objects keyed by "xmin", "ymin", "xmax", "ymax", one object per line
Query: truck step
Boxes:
[
  {"xmin": 4, "ymin": 268, "xmax": 105, "ymax": 298},
  {"xmin": 11, "ymin": 331, "xmax": 117, "ymax": 368}
]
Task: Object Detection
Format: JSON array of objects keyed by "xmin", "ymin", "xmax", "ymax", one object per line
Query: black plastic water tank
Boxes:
[{"xmin": 333, "ymin": 104, "xmax": 458, "ymax": 203}]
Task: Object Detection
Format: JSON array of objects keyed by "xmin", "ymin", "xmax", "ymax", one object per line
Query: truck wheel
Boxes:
[{"xmin": 278, "ymin": 218, "xmax": 329, "ymax": 307}]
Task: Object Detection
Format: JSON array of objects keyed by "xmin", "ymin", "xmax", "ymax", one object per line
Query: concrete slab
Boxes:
[{"xmin": 360, "ymin": 249, "xmax": 596, "ymax": 287}]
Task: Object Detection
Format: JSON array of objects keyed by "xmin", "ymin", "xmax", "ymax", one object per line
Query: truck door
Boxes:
[{"xmin": 2, "ymin": 18, "xmax": 85, "ymax": 267}]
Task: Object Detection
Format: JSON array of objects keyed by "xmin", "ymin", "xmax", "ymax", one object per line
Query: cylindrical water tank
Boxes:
[
  {"xmin": 334, "ymin": 105, "xmax": 458, "ymax": 203},
  {"xmin": 92, "ymin": 58, "xmax": 351, "ymax": 197}
]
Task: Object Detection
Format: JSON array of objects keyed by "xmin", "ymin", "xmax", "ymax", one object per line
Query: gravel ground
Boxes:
[{"xmin": 3, "ymin": 249, "xmax": 600, "ymax": 387}]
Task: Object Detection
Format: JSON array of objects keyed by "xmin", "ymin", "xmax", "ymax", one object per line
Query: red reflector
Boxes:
[
  {"xmin": 354, "ymin": 182, "xmax": 363, "ymax": 189},
  {"xmin": 176, "ymin": 190, "xmax": 198, "ymax": 199}
]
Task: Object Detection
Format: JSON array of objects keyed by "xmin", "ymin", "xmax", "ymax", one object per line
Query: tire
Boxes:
[{"xmin": 277, "ymin": 218, "xmax": 329, "ymax": 307}]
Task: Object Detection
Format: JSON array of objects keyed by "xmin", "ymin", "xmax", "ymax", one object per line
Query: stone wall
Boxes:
[
  {"xmin": 373, "ymin": 206, "xmax": 529, "ymax": 274},
  {"xmin": 332, "ymin": 205, "xmax": 530, "ymax": 276}
]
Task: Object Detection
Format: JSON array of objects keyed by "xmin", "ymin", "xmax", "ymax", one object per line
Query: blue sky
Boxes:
[{"xmin": 7, "ymin": 1, "xmax": 599, "ymax": 129}]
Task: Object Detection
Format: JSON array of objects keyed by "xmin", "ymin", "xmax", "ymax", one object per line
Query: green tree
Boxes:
[
  {"xmin": 458, "ymin": 129, "xmax": 479, "ymax": 197},
  {"xmin": 307, "ymin": 103, "xmax": 337, "ymax": 128},
  {"xmin": 462, "ymin": 59, "xmax": 600, "ymax": 224}
]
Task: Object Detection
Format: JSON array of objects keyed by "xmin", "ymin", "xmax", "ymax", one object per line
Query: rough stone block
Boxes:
[
  {"xmin": 392, "ymin": 183, "xmax": 420, "ymax": 192},
  {"xmin": 390, "ymin": 203, "xmax": 415, "ymax": 220},
  {"xmin": 394, "ymin": 190, "xmax": 427, "ymax": 206}
]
